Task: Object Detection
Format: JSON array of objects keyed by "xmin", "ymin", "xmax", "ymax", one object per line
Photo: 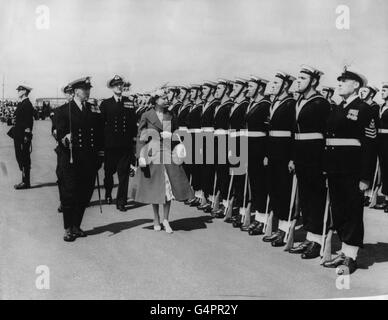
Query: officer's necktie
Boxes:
[{"xmin": 82, "ymin": 101, "xmax": 88, "ymax": 115}]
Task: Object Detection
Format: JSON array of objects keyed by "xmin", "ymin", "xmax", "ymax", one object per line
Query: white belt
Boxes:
[
  {"xmin": 201, "ymin": 127, "xmax": 214, "ymax": 132},
  {"xmin": 269, "ymin": 130, "xmax": 292, "ymax": 137},
  {"xmin": 229, "ymin": 130, "xmax": 246, "ymax": 138},
  {"xmin": 178, "ymin": 126, "xmax": 188, "ymax": 131},
  {"xmin": 214, "ymin": 129, "xmax": 228, "ymax": 135},
  {"xmin": 294, "ymin": 133, "xmax": 324, "ymax": 140},
  {"xmin": 326, "ymin": 138, "xmax": 361, "ymax": 147},
  {"xmin": 245, "ymin": 131, "xmax": 267, "ymax": 137},
  {"xmin": 378, "ymin": 129, "xmax": 388, "ymax": 134},
  {"xmin": 187, "ymin": 128, "xmax": 202, "ymax": 133}
]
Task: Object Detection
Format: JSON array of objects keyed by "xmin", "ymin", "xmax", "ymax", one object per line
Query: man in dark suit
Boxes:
[
  {"xmin": 100, "ymin": 75, "xmax": 137, "ymax": 211},
  {"xmin": 55, "ymin": 77, "xmax": 104, "ymax": 242},
  {"xmin": 322, "ymin": 68, "xmax": 377, "ymax": 274},
  {"xmin": 11, "ymin": 84, "xmax": 34, "ymax": 189}
]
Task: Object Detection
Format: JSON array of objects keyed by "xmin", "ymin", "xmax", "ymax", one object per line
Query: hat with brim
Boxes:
[
  {"xmin": 62, "ymin": 84, "xmax": 74, "ymax": 94},
  {"xmin": 234, "ymin": 77, "xmax": 249, "ymax": 86},
  {"xmin": 16, "ymin": 85, "xmax": 32, "ymax": 92},
  {"xmin": 249, "ymin": 76, "xmax": 269, "ymax": 86},
  {"xmin": 202, "ymin": 81, "xmax": 218, "ymax": 88},
  {"xmin": 107, "ymin": 75, "xmax": 125, "ymax": 88},
  {"xmin": 337, "ymin": 69, "xmax": 367, "ymax": 87},
  {"xmin": 69, "ymin": 76, "xmax": 93, "ymax": 90},
  {"xmin": 383, "ymin": 82, "xmax": 388, "ymax": 89},
  {"xmin": 300, "ymin": 65, "xmax": 324, "ymax": 78},
  {"xmin": 275, "ymin": 71, "xmax": 296, "ymax": 85}
]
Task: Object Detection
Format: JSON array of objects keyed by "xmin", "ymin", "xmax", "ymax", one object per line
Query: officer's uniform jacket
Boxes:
[
  {"xmin": 324, "ymin": 95, "xmax": 377, "ymax": 181},
  {"xmin": 13, "ymin": 98, "xmax": 34, "ymax": 141},
  {"xmin": 293, "ymin": 93, "xmax": 331, "ymax": 166},
  {"xmin": 56, "ymin": 100, "xmax": 104, "ymax": 156},
  {"xmin": 267, "ymin": 95, "xmax": 296, "ymax": 161},
  {"xmin": 99, "ymin": 96, "xmax": 137, "ymax": 149}
]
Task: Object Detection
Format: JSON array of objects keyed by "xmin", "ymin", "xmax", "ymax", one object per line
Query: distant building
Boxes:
[{"xmin": 35, "ymin": 97, "xmax": 68, "ymax": 109}]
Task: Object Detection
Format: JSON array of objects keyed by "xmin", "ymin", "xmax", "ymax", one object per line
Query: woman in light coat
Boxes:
[{"xmin": 130, "ymin": 89, "xmax": 194, "ymax": 233}]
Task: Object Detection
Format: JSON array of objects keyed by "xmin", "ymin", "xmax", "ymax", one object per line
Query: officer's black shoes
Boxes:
[
  {"xmin": 271, "ymin": 230, "xmax": 285, "ymax": 247},
  {"xmin": 248, "ymin": 222, "xmax": 264, "ymax": 235},
  {"xmin": 14, "ymin": 182, "xmax": 31, "ymax": 190},
  {"xmin": 72, "ymin": 227, "xmax": 87, "ymax": 238},
  {"xmin": 263, "ymin": 231, "xmax": 279, "ymax": 242},
  {"xmin": 289, "ymin": 240, "xmax": 312, "ymax": 254},
  {"xmin": 212, "ymin": 208, "xmax": 225, "ymax": 219},
  {"xmin": 301, "ymin": 242, "xmax": 321, "ymax": 259},
  {"xmin": 363, "ymin": 196, "xmax": 370, "ymax": 207},
  {"xmin": 374, "ymin": 201, "xmax": 388, "ymax": 210},
  {"xmin": 116, "ymin": 204, "xmax": 127, "ymax": 212},
  {"xmin": 57, "ymin": 204, "xmax": 63, "ymax": 213},
  {"xmin": 105, "ymin": 195, "xmax": 113, "ymax": 205},
  {"xmin": 197, "ymin": 203, "xmax": 211, "ymax": 211},
  {"xmin": 204, "ymin": 205, "xmax": 214, "ymax": 213},
  {"xmin": 247, "ymin": 220, "xmax": 260, "ymax": 231},
  {"xmin": 322, "ymin": 253, "xmax": 357, "ymax": 274},
  {"xmin": 63, "ymin": 229, "xmax": 76, "ymax": 242},
  {"xmin": 189, "ymin": 198, "xmax": 201, "ymax": 207}
]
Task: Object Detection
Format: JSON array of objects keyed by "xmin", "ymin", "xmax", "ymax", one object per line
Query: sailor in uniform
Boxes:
[
  {"xmin": 262, "ymin": 71, "xmax": 296, "ymax": 246},
  {"xmin": 287, "ymin": 65, "xmax": 331, "ymax": 258}
]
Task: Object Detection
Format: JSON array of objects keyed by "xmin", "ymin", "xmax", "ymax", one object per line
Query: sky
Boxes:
[{"xmin": 0, "ymin": 0, "xmax": 387, "ymax": 102}]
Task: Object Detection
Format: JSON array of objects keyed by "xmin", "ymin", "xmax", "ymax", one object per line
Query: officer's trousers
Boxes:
[
  {"xmin": 328, "ymin": 173, "xmax": 364, "ymax": 248},
  {"xmin": 104, "ymin": 148, "xmax": 133, "ymax": 205},
  {"xmin": 57, "ymin": 149, "xmax": 99, "ymax": 230}
]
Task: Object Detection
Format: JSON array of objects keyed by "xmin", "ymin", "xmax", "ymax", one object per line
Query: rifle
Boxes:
[
  {"xmin": 241, "ymin": 171, "xmax": 252, "ymax": 229},
  {"xmin": 320, "ymin": 180, "xmax": 332, "ymax": 264},
  {"xmin": 369, "ymin": 157, "xmax": 380, "ymax": 208},
  {"xmin": 284, "ymin": 183, "xmax": 300, "ymax": 251},
  {"xmin": 211, "ymin": 172, "xmax": 218, "ymax": 210},
  {"xmin": 263, "ymin": 195, "xmax": 272, "ymax": 237},
  {"xmin": 223, "ymin": 170, "xmax": 235, "ymax": 221},
  {"xmin": 233, "ymin": 168, "xmax": 249, "ymax": 227},
  {"xmin": 284, "ymin": 174, "xmax": 298, "ymax": 250}
]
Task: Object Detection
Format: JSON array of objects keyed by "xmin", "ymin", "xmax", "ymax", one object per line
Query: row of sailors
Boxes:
[{"xmin": 141, "ymin": 65, "xmax": 388, "ymax": 275}]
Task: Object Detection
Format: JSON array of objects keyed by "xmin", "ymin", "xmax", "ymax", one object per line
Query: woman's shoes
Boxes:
[
  {"xmin": 154, "ymin": 224, "xmax": 162, "ymax": 231},
  {"xmin": 162, "ymin": 220, "xmax": 173, "ymax": 234}
]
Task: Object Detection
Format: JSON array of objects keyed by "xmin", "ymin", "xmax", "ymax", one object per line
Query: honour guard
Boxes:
[
  {"xmin": 176, "ymin": 86, "xmax": 193, "ymax": 179},
  {"xmin": 12, "ymin": 84, "xmax": 34, "ymax": 189},
  {"xmin": 211, "ymin": 79, "xmax": 234, "ymax": 217},
  {"xmin": 100, "ymin": 75, "xmax": 137, "ymax": 211},
  {"xmin": 288, "ymin": 65, "xmax": 331, "ymax": 258},
  {"xmin": 322, "ymin": 68, "xmax": 376, "ymax": 274},
  {"xmin": 197, "ymin": 81, "xmax": 220, "ymax": 212},
  {"xmin": 167, "ymin": 86, "xmax": 182, "ymax": 117},
  {"xmin": 374, "ymin": 82, "xmax": 388, "ymax": 212},
  {"xmin": 184, "ymin": 84, "xmax": 204, "ymax": 207},
  {"xmin": 262, "ymin": 71, "xmax": 296, "ymax": 246},
  {"xmin": 225, "ymin": 78, "xmax": 250, "ymax": 223},
  {"xmin": 242, "ymin": 76, "xmax": 271, "ymax": 233},
  {"xmin": 55, "ymin": 77, "xmax": 104, "ymax": 241}
]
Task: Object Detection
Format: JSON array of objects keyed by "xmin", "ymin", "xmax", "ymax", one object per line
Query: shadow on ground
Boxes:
[
  {"xmin": 85, "ymin": 218, "xmax": 153, "ymax": 236},
  {"xmin": 143, "ymin": 215, "xmax": 214, "ymax": 232}
]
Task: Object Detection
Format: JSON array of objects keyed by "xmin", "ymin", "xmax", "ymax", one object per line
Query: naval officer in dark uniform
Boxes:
[
  {"xmin": 11, "ymin": 84, "xmax": 34, "ymax": 189},
  {"xmin": 55, "ymin": 77, "xmax": 104, "ymax": 242},
  {"xmin": 322, "ymin": 68, "xmax": 377, "ymax": 274},
  {"xmin": 100, "ymin": 75, "xmax": 137, "ymax": 211}
]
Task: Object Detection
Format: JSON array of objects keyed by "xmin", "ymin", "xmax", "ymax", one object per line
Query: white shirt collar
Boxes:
[
  {"xmin": 343, "ymin": 94, "xmax": 358, "ymax": 108},
  {"xmin": 113, "ymin": 94, "xmax": 122, "ymax": 103},
  {"xmin": 74, "ymin": 97, "xmax": 83, "ymax": 111}
]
